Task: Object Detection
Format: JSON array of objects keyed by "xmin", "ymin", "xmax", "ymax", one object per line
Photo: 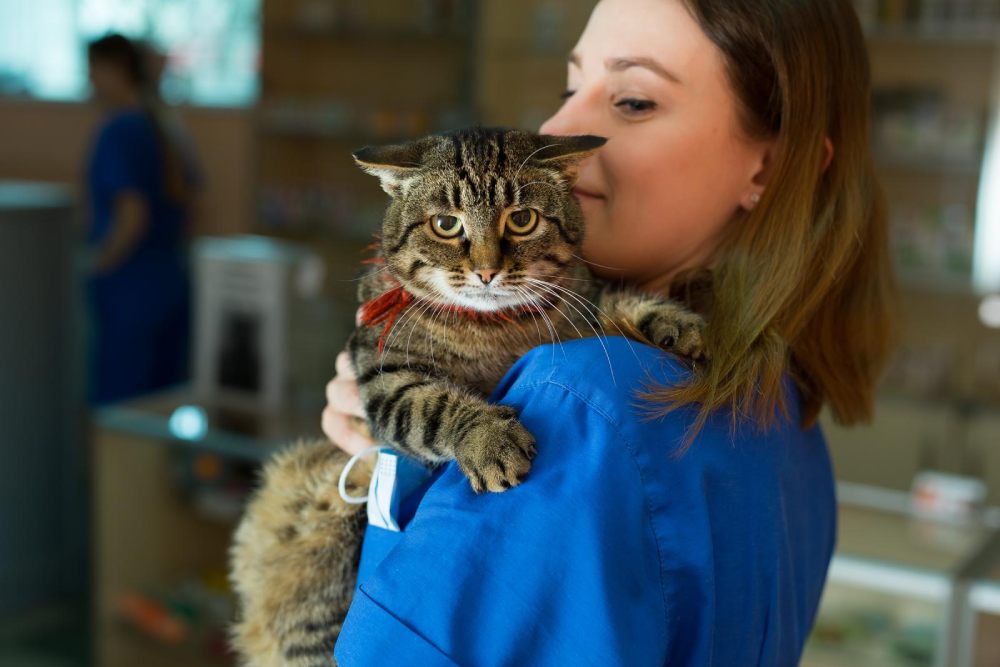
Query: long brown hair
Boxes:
[{"xmin": 650, "ymin": 0, "xmax": 897, "ymax": 443}]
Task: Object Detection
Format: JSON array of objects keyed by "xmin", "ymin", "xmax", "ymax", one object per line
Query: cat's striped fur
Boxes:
[{"xmin": 229, "ymin": 127, "xmax": 706, "ymax": 666}]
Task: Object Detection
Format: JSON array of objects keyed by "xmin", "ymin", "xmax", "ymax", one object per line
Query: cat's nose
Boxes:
[{"xmin": 474, "ymin": 268, "xmax": 499, "ymax": 285}]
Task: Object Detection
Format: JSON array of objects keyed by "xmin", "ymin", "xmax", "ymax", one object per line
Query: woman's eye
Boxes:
[
  {"xmin": 430, "ymin": 214, "xmax": 463, "ymax": 238},
  {"xmin": 559, "ymin": 89, "xmax": 576, "ymax": 100},
  {"xmin": 506, "ymin": 209, "xmax": 539, "ymax": 236},
  {"xmin": 615, "ymin": 98, "xmax": 657, "ymax": 115}
]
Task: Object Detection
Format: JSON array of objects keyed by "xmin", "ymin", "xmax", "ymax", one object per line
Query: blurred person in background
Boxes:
[{"xmin": 84, "ymin": 33, "xmax": 200, "ymax": 405}]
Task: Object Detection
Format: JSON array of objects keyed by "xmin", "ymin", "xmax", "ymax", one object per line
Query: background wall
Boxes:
[{"xmin": 0, "ymin": 100, "xmax": 254, "ymax": 236}]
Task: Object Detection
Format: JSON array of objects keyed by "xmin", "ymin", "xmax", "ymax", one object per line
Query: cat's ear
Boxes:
[
  {"xmin": 532, "ymin": 134, "xmax": 607, "ymax": 183},
  {"xmin": 353, "ymin": 139, "xmax": 431, "ymax": 197}
]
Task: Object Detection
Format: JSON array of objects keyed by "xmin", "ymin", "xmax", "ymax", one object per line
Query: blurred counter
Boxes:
[
  {"xmin": 803, "ymin": 485, "xmax": 1000, "ymax": 667},
  {"xmin": 92, "ymin": 387, "xmax": 323, "ymax": 463},
  {"xmin": 91, "ymin": 388, "xmax": 323, "ymax": 667}
]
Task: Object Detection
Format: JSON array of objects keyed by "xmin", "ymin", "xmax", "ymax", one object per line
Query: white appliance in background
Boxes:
[{"xmin": 194, "ymin": 235, "xmax": 336, "ymax": 411}]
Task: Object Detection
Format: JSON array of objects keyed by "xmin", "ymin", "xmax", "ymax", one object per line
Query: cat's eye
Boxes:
[
  {"xmin": 505, "ymin": 209, "xmax": 539, "ymax": 236},
  {"xmin": 430, "ymin": 214, "xmax": 463, "ymax": 238}
]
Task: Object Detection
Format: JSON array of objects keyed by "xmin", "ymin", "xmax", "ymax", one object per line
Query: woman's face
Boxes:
[
  {"xmin": 539, "ymin": 0, "xmax": 771, "ymax": 291},
  {"xmin": 88, "ymin": 58, "xmax": 135, "ymax": 107}
]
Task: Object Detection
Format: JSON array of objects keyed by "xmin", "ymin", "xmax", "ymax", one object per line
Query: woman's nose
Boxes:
[
  {"xmin": 539, "ymin": 89, "xmax": 596, "ymax": 137},
  {"xmin": 539, "ymin": 88, "xmax": 606, "ymax": 139},
  {"xmin": 539, "ymin": 104, "xmax": 577, "ymax": 136},
  {"xmin": 539, "ymin": 109, "xmax": 568, "ymax": 136}
]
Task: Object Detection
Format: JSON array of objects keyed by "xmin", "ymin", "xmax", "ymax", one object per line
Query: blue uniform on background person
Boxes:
[
  {"xmin": 334, "ymin": 338, "xmax": 837, "ymax": 666},
  {"xmin": 84, "ymin": 34, "xmax": 199, "ymax": 405}
]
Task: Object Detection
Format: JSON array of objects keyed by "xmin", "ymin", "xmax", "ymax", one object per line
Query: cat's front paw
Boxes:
[
  {"xmin": 454, "ymin": 406, "xmax": 536, "ymax": 494},
  {"xmin": 640, "ymin": 309, "xmax": 708, "ymax": 361}
]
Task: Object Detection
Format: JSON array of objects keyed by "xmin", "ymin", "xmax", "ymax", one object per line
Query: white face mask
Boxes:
[{"xmin": 339, "ymin": 446, "xmax": 434, "ymax": 533}]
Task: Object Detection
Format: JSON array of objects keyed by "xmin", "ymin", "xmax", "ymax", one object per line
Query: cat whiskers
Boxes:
[
  {"xmin": 526, "ymin": 277, "xmax": 643, "ymax": 367},
  {"xmin": 402, "ymin": 299, "xmax": 440, "ymax": 368},
  {"xmin": 515, "ymin": 283, "xmax": 566, "ymax": 359},
  {"xmin": 425, "ymin": 299, "xmax": 457, "ymax": 371},
  {"xmin": 376, "ymin": 295, "xmax": 434, "ymax": 379},
  {"xmin": 512, "ymin": 142, "xmax": 563, "ymax": 184},
  {"xmin": 514, "ymin": 180, "xmax": 561, "ymax": 196},
  {"xmin": 337, "ymin": 265, "xmax": 392, "ymax": 282},
  {"xmin": 510, "ymin": 285, "xmax": 549, "ymax": 349},
  {"xmin": 523, "ymin": 278, "xmax": 618, "ymax": 384},
  {"xmin": 569, "ymin": 253, "xmax": 626, "ymax": 272},
  {"xmin": 537, "ymin": 268, "xmax": 593, "ymax": 283}
]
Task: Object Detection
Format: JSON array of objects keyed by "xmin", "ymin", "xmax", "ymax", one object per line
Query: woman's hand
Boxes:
[{"xmin": 322, "ymin": 351, "xmax": 375, "ymax": 456}]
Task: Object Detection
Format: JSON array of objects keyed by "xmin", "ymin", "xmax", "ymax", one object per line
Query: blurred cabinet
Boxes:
[
  {"xmin": 0, "ymin": 181, "xmax": 86, "ymax": 616},
  {"xmin": 830, "ymin": 3, "xmax": 1000, "ymax": 500},
  {"xmin": 92, "ymin": 390, "xmax": 320, "ymax": 667},
  {"xmin": 255, "ymin": 0, "xmax": 479, "ymax": 242},
  {"xmin": 475, "ymin": 0, "xmax": 595, "ymax": 129}
]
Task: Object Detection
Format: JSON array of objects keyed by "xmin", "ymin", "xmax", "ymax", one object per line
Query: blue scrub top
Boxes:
[
  {"xmin": 86, "ymin": 109, "xmax": 193, "ymax": 404},
  {"xmin": 335, "ymin": 337, "xmax": 837, "ymax": 666}
]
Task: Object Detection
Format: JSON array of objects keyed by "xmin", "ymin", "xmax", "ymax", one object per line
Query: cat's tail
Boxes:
[{"xmin": 229, "ymin": 439, "xmax": 371, "ymax": 667}]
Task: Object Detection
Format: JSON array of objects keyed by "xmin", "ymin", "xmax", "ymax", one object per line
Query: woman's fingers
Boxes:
[
  {"xmin": 322, "ymin": 406, "xmax": 375, "ymax": 456},
  {"xmin": 335, "ymin": 350, "xmax": 356, "ymax": 379},
  {"xmin": 323, "ymin": 349, "xmax": 371, "ymax": 454},
  {"xmin": 325, "ymin": 374, "xmax": 365, "ymax": 419}
]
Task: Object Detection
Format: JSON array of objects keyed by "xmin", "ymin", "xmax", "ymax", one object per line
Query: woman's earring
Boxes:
[{"xmin": 749, "ymin": 192, "xmax": 761, "ymax": 208}]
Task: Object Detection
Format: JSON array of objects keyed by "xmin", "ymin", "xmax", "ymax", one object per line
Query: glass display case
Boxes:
[{"xmin": 802, "ymin": 488, "xmax": 997, "ymax": 667}]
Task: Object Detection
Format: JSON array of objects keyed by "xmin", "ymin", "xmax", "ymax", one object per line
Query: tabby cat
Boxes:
[{"xmin": 229, "ymin": 127, "xmax": 707, "ymax": 666}]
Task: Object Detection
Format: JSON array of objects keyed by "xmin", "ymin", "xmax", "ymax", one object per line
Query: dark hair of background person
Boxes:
[
  {"xmin": 655, "ymin": 0, "xmax": 898, "ymax": 446},
  {"xmin": 87, "ymin": 33, "xmax": 195, "ymax": 209}
]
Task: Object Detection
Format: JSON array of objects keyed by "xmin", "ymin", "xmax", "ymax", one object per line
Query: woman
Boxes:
[
  {"xmin": 85, "ymin": 34, "xmax": 199, "ymax": 405},
  {"xmin": 322, "ymin": 0, "xmax": 895, "ymax": 663}
]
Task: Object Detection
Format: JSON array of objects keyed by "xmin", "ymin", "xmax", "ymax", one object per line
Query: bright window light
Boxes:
[
  {"xmin": 980, "ymin": 295, "xmax": 1000, "ymax": 329},
  {"xmin": 973, "ymin": 60, "xmax": 1000, "ymax": 294},
  {"xmin": 0, "ymin": 0, "xmax": 259, "ymax": 107}
]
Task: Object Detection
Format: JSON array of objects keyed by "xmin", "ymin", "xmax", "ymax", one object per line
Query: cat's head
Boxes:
[{"xmin": 353, "ymin": 127, "xmax": 605, "ymax": 312}]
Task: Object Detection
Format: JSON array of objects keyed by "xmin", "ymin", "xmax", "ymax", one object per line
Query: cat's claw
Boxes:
[
  {"xmin": 641, "ymin": 310, "xmax": 708, "ymax": 361},
  {"xmin": 455, "ymin": 406, "xmax": 536, "ymax": 493}
]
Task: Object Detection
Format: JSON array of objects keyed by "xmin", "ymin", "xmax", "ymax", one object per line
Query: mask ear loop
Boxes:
[{"xmin": 338, "ymin": 445, "xmax": 383, "ymax": 505}]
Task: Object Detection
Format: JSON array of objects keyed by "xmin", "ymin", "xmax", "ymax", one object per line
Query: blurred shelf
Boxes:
[
  {"xmin": 836, "ymin": 502, "xmax": 993, "ymax": 576},
  {"xmin": 258, "ymin": 121, "xmax": 420, "ymax": 144},
  {"xmin": 896, "ymin": 268, "xmax": 975, "ymax": 295},
  {"xmin": 875, "ymin": 153, "xmax": 983, "ymax": 176},
  {"xmin": 263, "ymin": 24, "xmax": 469, "ymax": 43},
  {"xmin": 256, "ymin": 103, "xmax": 475, "ymax": 143},
  {"xmin": 253, "ymin": 223, "xmax": 382, "ymax": 246},
  {"xmin": 92, "ymin": 387, "xmax": 323, "ymax": 464},
  {"xmin": 865, "ymin": 26, "xmax": 1000, "ymax": 46}
]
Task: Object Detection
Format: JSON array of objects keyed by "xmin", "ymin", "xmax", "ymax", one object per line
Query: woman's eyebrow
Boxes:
[
  {"xmin": 607, "ymin": 57, "xmax": 682, "ymax": 85},
  {"xmin": 568, "ymin": 52, "xmax": 683, "ymax": 86}
]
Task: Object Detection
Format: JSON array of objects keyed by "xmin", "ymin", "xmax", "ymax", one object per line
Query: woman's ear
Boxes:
[
  {"xmin": 822, "ymin": 137, "xmax": 834, "ymax": 173},
  {"xmin": 741, "ymin": 141, "xmax": 774, "ymax": 211}
]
